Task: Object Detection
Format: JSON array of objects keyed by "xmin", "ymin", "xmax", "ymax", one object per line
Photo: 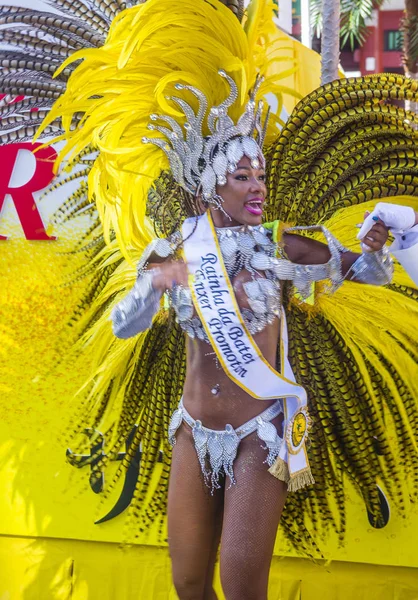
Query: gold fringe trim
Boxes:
[
  {"xmin": 268, "ymin": 457, "xmax": 290, "ymax": 483},
  {"xmin": 269, "ymin": 458, "xmax": 315, "ymax": 491},
  {"xmin": 288, "ymin": 470, "xmax": 315, "ymax": 492}
]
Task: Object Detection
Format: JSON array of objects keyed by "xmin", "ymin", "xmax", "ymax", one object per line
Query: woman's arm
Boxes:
[
  {"xmin": 111, "ymin": 266, "xmax": 163, "ymax": 339},
  {"xmin": 282, "ymin": 219, "xmax": 392, "ymax": 285},
  {"xmin": 111, "ymin": 238, "xmax": 188, "ymax": 339}
]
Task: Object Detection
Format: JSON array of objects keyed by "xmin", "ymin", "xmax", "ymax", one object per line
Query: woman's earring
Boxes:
[{"xmin": 211, "ymin": 194, "xmax": 231, "ymax": 220}]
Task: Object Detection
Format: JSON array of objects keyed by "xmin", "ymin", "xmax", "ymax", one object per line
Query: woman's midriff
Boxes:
[{"xmin": 182, "ymin": 317, "xmax": 282, "ymax": 430}]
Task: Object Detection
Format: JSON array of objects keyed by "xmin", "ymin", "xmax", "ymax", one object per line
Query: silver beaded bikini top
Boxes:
[{"xmin": 139, "ymin": 223, "xmax": 347, "ymax": 342}]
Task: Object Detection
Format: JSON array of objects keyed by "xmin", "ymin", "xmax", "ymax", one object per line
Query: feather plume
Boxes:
[
  {"xmin": 37, "ymin": 0, "xmax": 297, "ymax": 254},
  {"xmin": 264, "ymin": 78, "xmax": 418, "ymax": 550}
]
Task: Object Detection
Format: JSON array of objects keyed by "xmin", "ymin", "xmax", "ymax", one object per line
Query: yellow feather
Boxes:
[{"xmin": 37, "ymin": 0, "xmax": 298, "ymax": 255}]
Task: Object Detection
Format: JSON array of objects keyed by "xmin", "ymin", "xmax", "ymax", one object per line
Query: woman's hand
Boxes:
[
  {"xmin": 359, "ymin": 211, "xmax": 390, "ymax": 252},
  {"xmin": 149, "ymin": 260, "xmax": 189, "ymax": 292}
]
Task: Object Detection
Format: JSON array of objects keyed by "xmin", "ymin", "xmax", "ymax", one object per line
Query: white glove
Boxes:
[{"xmin": 357, "ymin": 202, "xmax": 416, "ymax": 240}]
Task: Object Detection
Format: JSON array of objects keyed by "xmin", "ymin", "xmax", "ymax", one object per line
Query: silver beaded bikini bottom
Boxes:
[{"xmin": 168, "ymin": 399, "xmax": 284, "ymax": 493}]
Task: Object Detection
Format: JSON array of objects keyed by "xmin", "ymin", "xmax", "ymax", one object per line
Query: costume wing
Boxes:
[{"xmin": 264, "ymin": 75, "xmax": 418, "ymax": 552}]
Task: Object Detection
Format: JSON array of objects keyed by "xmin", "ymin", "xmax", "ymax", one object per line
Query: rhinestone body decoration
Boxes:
[
  {"xmin": 168, "ymin": 407, "xmax": 183, "ymax": 446},
  {"xmin": 112, "ymin": 221, "xmax": 358, "ymax": 342},
  {"xmin": 256, "ymin": 416, "xmax": 283, "ymax": 466},
  {"xmin": 169, "ymin": 222, "xmax": 354, "ymax": 340}
]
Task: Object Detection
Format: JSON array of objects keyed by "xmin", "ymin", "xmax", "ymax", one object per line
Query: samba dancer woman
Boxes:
[{"xmin": 111, "ymin": 85, "xmax": 392, "ymax": 597}]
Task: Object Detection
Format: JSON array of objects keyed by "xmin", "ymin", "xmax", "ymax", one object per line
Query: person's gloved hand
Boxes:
[
  {"xmin": 357, "ymin": 202, "xmax": 416, "ymax": 241},
  {"xmin": 355, "ymin": 207, "xmax": 390, "ymax": 252}
]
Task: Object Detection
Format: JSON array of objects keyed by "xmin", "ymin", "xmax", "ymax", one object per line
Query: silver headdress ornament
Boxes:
[{"xmin": 142, "ymin": 70, "xmax": 269, "ymax": 209}]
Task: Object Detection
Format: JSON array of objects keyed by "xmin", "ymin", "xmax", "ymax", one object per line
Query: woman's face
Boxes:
[{"xmin": 210, "ymin": 155, "xmax": 267, "ymax": 228}]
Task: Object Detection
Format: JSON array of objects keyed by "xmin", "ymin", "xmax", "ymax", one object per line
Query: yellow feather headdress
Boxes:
[{"xmin": 38, "ymin": 0, "xmax": 288, "ymax": 254}]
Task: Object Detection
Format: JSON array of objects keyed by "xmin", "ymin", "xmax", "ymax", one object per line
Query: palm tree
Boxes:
[
  {"xmin": 311, "ymin": 0, "xmax": 387, "ymax": 83},
  {"xmin": 312, "ymin": 0, "xmax": 418, "ymax": 85},
  {"xmin": 320, "ymin": 0, "xmax": 341, "ymax": 84},
  {"xmin": 401, "ymin": 0, "xmax": 418, "ymax": 78},
  {"xmin": 311, "ymin": 0, "xmax": 385, "ymax": 48}
]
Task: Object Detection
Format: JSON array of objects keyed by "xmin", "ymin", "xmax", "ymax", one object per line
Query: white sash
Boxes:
[{"xmin": 182, "ymin": 212, "xmax": 314, "ymax": 490}]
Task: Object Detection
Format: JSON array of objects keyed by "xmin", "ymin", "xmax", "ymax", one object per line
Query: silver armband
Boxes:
[
  {"xmin": 283, "ymin": 224, "xmax": 348, "ymax": 298},
  {"xmin": 111, "ymin": 270, "xmax": 162, "ymax": 339},
  {"xmin": 136, "ymin": 234, "xmax": 180, "ymax": 273},
  {"xmin": 347, "ymin": 246, "xmax": 393, "ymax": 285},
  {"xmin": 111, "ymin": 232, "xmax": 181, "ymax": 339}
]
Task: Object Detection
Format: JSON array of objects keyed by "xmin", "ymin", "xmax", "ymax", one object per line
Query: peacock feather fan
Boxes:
[{"xmin": 61, "ymin": 74, "xmax": 418, "ymax": 555}]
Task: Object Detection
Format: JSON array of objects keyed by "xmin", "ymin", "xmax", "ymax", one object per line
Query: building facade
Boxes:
[
  {"xmin": 291, "ymin": 0, "xmax": 404, "ymax": 76},
  {"xmin": 347, "ymin": 0, "xmax": 403, "ymax": 76}
]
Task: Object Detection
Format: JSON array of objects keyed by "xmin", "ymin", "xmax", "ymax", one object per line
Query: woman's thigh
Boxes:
[
  {"xmin": 168, "ymin": 422, "xmax": 223, "ymax": 597},
  {"xmin": 219, "ymin": 420, "xmax": 287, "ymax": 600}
]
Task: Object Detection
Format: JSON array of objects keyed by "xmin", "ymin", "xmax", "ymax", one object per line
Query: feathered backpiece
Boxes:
[
  {"xmin": 53, "ymin": 73, "xmax": 418, "ymax": 556},
  {"xmin": 73, "ymin": 73, "xmax": 418, "ymax": 555}
]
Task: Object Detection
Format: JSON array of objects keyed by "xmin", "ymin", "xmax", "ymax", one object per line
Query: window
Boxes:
[{"xmin": 384, "ymin": 30, "xmax": 401, "ymax": 52}]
